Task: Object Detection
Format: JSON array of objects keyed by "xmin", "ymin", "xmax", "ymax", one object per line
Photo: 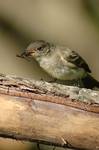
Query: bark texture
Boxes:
[{"xmin": 0, "ymin": 73, "xmax": 99, "ymax": 150}]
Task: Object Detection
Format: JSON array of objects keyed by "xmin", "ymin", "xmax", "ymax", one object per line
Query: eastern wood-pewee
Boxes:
[{"xmin": 18, "ymin": 40, "xmax": 99, "ymax": 89}]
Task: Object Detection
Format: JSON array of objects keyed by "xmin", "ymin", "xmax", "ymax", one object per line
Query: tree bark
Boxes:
[{"xmin": 0, "ymin": 73, "xmax": 99, "ymax": 150}]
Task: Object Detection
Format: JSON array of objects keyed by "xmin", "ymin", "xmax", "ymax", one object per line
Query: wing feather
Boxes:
[{"xmin": 67, "ymin": 50, "xmax": 91, "ymax": 73}]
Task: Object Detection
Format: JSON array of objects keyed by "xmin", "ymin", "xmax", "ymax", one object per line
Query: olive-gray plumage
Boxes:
[
  {"xmin": 19, "ymin": 40, "xmax": 99, "ymax": 89},
  {"xmin": 24, "ymin": 40, "xmax": 90, "ymax": 80}
]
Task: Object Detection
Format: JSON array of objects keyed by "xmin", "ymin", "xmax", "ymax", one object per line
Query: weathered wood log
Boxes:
[{"xmin": 0, "ymin": 73, "xmax": 99, "ymax": 150}]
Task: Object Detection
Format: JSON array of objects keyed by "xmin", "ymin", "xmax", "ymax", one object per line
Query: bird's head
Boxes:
[{"xmin": 18, "ymin": 40, "xmax": 51, "ymax": 61}]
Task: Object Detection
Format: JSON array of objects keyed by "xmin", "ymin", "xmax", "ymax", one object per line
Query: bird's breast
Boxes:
[{"xmin": 39, "ymin": 54, "xmax": 86, "ymax": 80}]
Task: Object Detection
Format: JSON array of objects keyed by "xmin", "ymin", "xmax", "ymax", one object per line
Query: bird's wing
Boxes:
[{"xmin": 67, "ymin": 50, "xmax": 91, "ymax": 73}]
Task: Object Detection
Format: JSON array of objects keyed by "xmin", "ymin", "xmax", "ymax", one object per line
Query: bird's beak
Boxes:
[
  {"xmin": 25, "ymin": 49, "xmax": 36, "ymax": 57},
  {"xmin": 18, "ymin": 49, "xmax": 35, "ymax": 58},
  {"xmin": 16, "ymin": 49, "xmax": 36, "ymax": 62},
  {"xmin": 16, "ymin": 51, "xmax": 27, "ymax": 59}
]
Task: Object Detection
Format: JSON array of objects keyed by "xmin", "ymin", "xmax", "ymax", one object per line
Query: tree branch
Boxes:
[{"xmin": 0, "ymin": 73, "xmax": 99, "ymax": 150}]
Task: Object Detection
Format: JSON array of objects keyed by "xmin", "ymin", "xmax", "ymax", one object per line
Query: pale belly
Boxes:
[
  {"xmin": 39, "ymin": 56, "xmax": 86, "ymax": 80},
  {"xmin": 45, "ymin": 65, "xmax": 86, "ymax": 80}
]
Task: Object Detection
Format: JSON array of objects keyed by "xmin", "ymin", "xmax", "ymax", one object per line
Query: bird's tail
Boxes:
[{"xmin": 82, "ymin": 74, "xmax": 99, "ymax": 89}]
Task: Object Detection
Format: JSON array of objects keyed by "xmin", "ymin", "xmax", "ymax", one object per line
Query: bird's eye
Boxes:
[{"xmin": 38, "ymin": 47, "xmax": 42, "ymax": 51}]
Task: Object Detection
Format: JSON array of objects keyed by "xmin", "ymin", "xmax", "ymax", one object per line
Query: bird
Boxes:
[{"xmin": 17, "ymin": 40, "xmax": 99, "ymax": 89}]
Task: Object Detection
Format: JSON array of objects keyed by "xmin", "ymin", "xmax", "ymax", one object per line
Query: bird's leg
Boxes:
[
  {"xmin": 37, "ymin": 143, "xmax": 41, "ymax": 150},
  {"xmin": 40, "ymin": 78, "xmax": 57, "ymax": 84},
  {"xmin": 75, "ymin": 79, "xmax": 84, "ymax": 88},
  {"xmin": 48, "ymin": 78, "xmax": 57, "ymax": 83},
  {"xmin": 37, "ymin": 144, "xmax": 56, "ymax": 150},
  {"xmin": 63, "ymin": 79, "xmax": 84, "ymax": 88},
  {"xmin": 61, "ymin": 79, "xmax": 85, "ymax": 88}
]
